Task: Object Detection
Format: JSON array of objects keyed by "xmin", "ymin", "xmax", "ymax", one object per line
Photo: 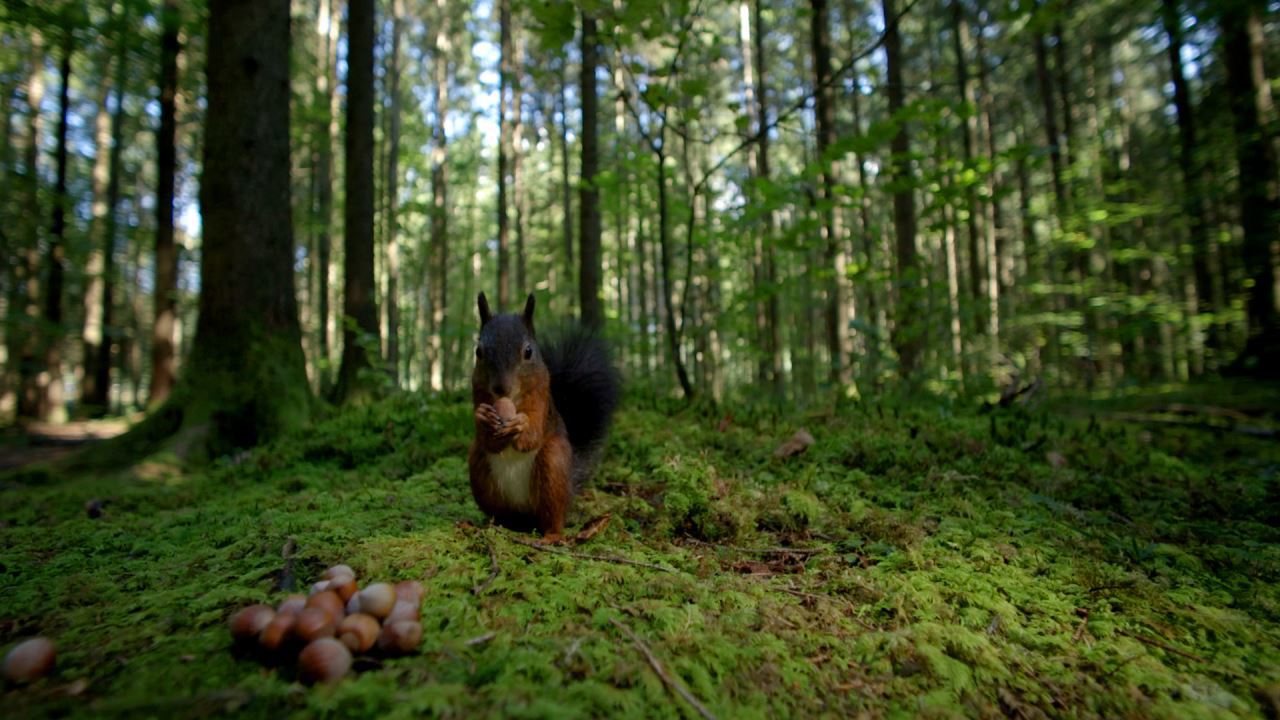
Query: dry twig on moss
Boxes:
[
  {"xmin": 506, "ymin": 535, "xmax": 678, "ymax": 573},
  {"xmin": 609, "ymin": 617, "xmax": 718, "ymax": 720}
]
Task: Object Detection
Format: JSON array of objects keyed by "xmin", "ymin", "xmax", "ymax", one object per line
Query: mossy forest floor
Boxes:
[{"xmin": 3, "ymin": 383, "xmax": 1279, "ymax": 718}]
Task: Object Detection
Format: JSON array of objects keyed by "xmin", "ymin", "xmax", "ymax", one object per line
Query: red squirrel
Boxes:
[{"xmin": 468, "ymin": 293, "xmax": 620, "ymax": 542}]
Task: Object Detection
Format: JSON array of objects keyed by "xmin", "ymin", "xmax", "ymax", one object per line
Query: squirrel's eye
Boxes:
[
  {"xmin": 475, "ymin": 346, "xmax": 483, "ymax": 359},
  {"xmin": 523, "ymin": 343, "xmax": 533, "ymax": 361}
]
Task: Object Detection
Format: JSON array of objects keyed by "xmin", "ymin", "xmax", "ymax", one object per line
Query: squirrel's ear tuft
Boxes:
[
  {"xmin": 478, "ymin": 292, "xmax": 492, "ymax": 326},
  {"xmin": 522, "ymin": 293, "xmax": 536, "ymax": 331}
]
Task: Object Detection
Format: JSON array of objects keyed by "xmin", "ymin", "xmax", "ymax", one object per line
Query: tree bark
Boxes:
[
  {"xmin": 313, "ymin": 0, "xmax": 339, "ymax": 393},
  {"xmin": 558, "ymin": 60, "xmax": 575, "ymax": 291},
  {"xmin": 333, "ymin": 0, "xmax": 381, "ymax": 403},
  {"xmin": 39, "ymin": 33, "xmax": 72, "ymax": 423},
  {"xmin": 578, "ymin": 11, "xmax": 603, "ymax": 330},
  {"xmin": 1161, "ymin": 0, "xmax": 1216, "ymax": 359},
  {"xmin": 496, "ymin": 0, "xmax": 512, "ymax": 307},
  {"xmin": 810, "ymin": 0, "xmax": 848, "ymax": 385},
  {"xmin": 384, "ymin": 0, "xmax": 403, "ymax": 387},
  {"xmin": 951, "ymin": 0, "xmax": 981, "ymax": 309},
  {"xmin": 884, "ymin": 0, "xmax": 920, "ymax": 378},
  {"xmin": 149, "ymin": 0, "xmax": 180, "ymax": 407},
  {"xmin": 170, "ymin": 0, "xmax": 309, "ymax": 455},
  {"xmin": 428, "ymin": 0, "xmax": 450, "ymax": 391},
  {"xmin": 1222, "ymin": 0, "xmax": 1280, "ymax": 373},
  {"xmin": 81, "ymin": 8, "xmax": 120, "ymax": 416},
  {"xmin": 16, "ymin": 33, "xmax": 45, "ymax": 419}
]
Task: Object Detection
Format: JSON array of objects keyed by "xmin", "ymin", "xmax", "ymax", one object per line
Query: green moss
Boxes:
[{"xmin": 2, "ymin": 387, "xmax": 1279, "ymax": 717}]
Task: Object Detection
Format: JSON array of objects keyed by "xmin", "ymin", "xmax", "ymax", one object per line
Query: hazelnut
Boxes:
[
  {"xmin": 294, "ymin": 607, "xmax": 337, "ymax": 642},
  {"xmin": 329, "ymin": 575, "xmax": 358, "ymax": 603},
  {"xmin": 357, "ymin": 583, "xmax": 395, "ymax": 619},
  {"xmin": 337, "ymin": 613, "xmax": 380, "ymax": 654},
  {"xmin": 386, "ymin": 600, "xmax": 419, "ymax": 625},
  {"xmin": 277, "ymin": 594, "xmax": 306, "ymax": 617},
  {"xmin": 229, "ymin": 604, "xmax": 275, "ymax": 642},
  {"xmin": 305, "ymin": 590, "xmax": 345, "ymax": 620},
  {"xmin": 259, "ymin": 613, "xmax": 298, "ymax": 652},
  {"xmin": 494, "ymin": 397, "xmax": 517, "ymax": 421},
  {"xmin": 309, "ymin": 580, "xmax": 331, "ymax": 595},
  {"xmin": 3, "ymin": 637, "xmax": 55, "ymax": 683},
  {"xmin": 299, "ymin": 638, "xmax": 352, "ymax": 684},
  {"xmin": 393, "ymin": 580, "xmax": 425, "ymax": 606},
  {"xmin": 378, "ymin": 621, "xmax": 422, "ymax": 655},
  {"xmin": 323, "ymin": 564, "xmax": 355, "ymax": 581}
]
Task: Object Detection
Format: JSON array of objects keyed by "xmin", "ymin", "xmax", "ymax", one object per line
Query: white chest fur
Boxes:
[{"xmin": 487, "ymin": 448, "xmax": 537, "ymax": 510}]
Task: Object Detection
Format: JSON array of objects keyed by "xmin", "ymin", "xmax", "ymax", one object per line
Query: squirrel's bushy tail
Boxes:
[{"xmin": 542, "ymin": 324, "xmax": 621, "ymax": 471}]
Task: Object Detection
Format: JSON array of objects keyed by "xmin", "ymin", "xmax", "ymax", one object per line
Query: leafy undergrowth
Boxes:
[{"xmin": 2, "ymin": 387, "xmax": 1279, "ymax": 719}]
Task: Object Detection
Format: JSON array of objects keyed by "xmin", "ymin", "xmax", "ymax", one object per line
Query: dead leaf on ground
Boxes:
[
  {"xmin": 1046, "ymin": 451, "xmax": 1067, "ymax": 469},
  {"xmin": 572, "ymin": 514, "xmax": 612, "ymax": 544},
  {"xmin": 716, "ymin": 414, "xmax": 733, "ymax": 432},
  {"xmin": 774, "ymin": 429, "xmax": 815, "ymax": 459}
]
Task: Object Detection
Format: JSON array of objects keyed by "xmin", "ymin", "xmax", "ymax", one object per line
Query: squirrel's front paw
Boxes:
[
  {"xmin": 475, "ymin": 404, "xmax": 504, "ymax": 430},
  {"xmin": 494, "ymin": 413, "xmax": 528, "ymax": 438}
]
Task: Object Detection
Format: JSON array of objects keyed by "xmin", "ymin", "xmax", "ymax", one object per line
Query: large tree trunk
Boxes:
[
  {"xmin": 810, "ymin": 0, "xmax": 848, "ymax": 386},
  {"xmin": 1223, "ymin": 0, "xmax": 1280, "ymax": 373},
  {"xmin": 149, "ymin": 0, "xmax": 180, "ymax": 408},
  {"xmin": 884, "ymin": 0, "xmax": 919, "ymax": 378},
  {"xmin": 39, "ymin": 34, "xmax": 72, "ymax": 423},
  {"xmin": 333, "ymin": 0, "xmax": 381, "ymax": 403},
  {"xmin": 384, "ymin": 0, "xmax": 403, "ymax": 387},
  {"xmin": 578, "ymin": 11, "xmax": 603, "ymax": 330},
  {"xmin": 99, "ymin": 0, "xmax": 313, "ymax": 460},
  {"xmin": 428, "ymin": 0, "xmax": 449, "ymax": 392}
]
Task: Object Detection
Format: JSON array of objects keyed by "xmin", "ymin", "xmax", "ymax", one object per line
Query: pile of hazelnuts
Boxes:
[{"xmin": 228, "ymin": 564, "xmax": 424, "ymax": 683}]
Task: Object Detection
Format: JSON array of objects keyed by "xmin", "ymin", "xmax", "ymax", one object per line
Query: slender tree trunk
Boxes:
[
  {"xmin": 557, "ymin": 60, "xmax": 575, "ymax": 291},
  {"xmin": 884, "ymin": 0, "xmax": 919, "ymax": 378},
  {"xmin": 579, "ymin": 11, "xmax": 603, "ymax": 330},
  {"xmin": 384, "ymin": 0, "xmax": 403, "ymax": 387},
  {"xmin": 149, "ymin": 0, "xmax": 180, "ymax": 407},
  {"xmin": 755, "ymin": 0, "xmax": 784, "ymax": 399},
  {"xmin": 97, "ymin": 32, "xmax": 129, "ymax": 414},
  {"xmin": 81, "ymin": 26, "xmax": 116, "ymax": 416},
  {"xmin": 1161, "ymin": 0, "xmax": 1216, "ymax": 363},
  {"xmin": 976, "ymin": 18, "xmax": 1002, "ymax": 357},
  {"xmin": 514, "ymin": 31, "xmax": 527, "ymax": 299},
  {"xmin": 951, "ymin": 0, "xmax": 981, "ymax": 310},
  {"xmin": 334, "ymin": 0, "xmax": 381, "ymax": 403},
  {"xmin": 496, "ymin": 0, "xmax": 512, "ymax": 306},
  {"xmin": 1032, "ymin": 20, "xmax": 1065, "ymax": 211},
  {"xmin": 313, "ymin": 0, "xmax": 338, "ymax": 394},
  {"xmin": 1223, "ymin": 0, "xmax": 1280, "ymax": 372},
  {"xmin": 16, "ymin": 32, "xmax": 45, "ymax": 419},
  {"xmin": 428, "ymin": 0, "xmax": 450, "ymax": 391},
  {"xmin": 39, "ymin": 34, "xmax": 72, "ymax": 423},
  {"xmin": 810, "ymin": 0, "xmax": 848, "ymax": 385}
]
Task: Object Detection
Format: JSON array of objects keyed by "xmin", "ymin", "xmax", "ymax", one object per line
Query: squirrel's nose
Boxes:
[{"xmin": 492, "ymin": 383, "xmax": 508, "ymax": 398}]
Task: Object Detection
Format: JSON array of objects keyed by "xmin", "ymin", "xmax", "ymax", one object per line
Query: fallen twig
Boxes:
[
  {"xmin": 609, "ymin": 617, "xmax": 718, "ymax": 720},
  {"xmin": 686, "ymin": 538, "xmax": 824, "ymax": 556},
  {"xmin": 507, "ymin": 535, "xmax": 678, "ymax": 573},
  {"xmin": 463, "ymin": 632, "xmax": 496, "ymax": 647},
  {"xmin": 272, "ymin": 537, "xmax": 297, "ymax": 592},
  {"xmin": 1116, "ymin": 628, "xmax": 1206, "ymax": 663},
  {"xmin": 471, "ymin": 532, "xmax": 500, "ymax": 595},
  {"xmin": 779, "ymin": 586, "xmax": 877, "ymax": 631}
]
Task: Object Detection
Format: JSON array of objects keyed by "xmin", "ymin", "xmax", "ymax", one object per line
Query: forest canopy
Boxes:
[{"xmin": 0, "ymin": 0, "xmax": 1277, "ymax": 432}]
